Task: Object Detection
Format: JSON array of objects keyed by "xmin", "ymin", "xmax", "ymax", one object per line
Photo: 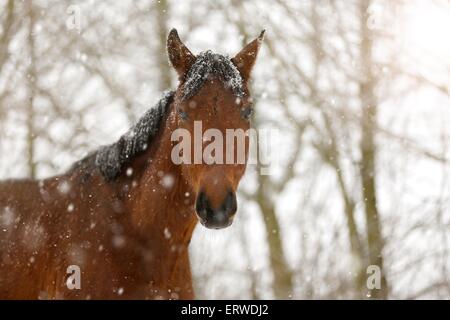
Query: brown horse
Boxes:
[{"xmin": 0, "ymin": 29, "xmax": 264, "ymax": 299}]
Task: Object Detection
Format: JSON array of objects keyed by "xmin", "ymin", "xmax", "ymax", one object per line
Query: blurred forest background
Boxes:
[{"xmin": 0, "ymin": 0, "xmax": 449, "ymax": 299}]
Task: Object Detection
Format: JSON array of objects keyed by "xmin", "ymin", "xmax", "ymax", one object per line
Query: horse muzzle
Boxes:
[{"xmin": 195, "ymin": 189, "xmax": 237, "ymax": 229}]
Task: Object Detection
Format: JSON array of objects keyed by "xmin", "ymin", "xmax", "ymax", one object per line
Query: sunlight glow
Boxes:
[{"xmin": 401, "ymin": 1, "xmax": 450, "ymax": 64}]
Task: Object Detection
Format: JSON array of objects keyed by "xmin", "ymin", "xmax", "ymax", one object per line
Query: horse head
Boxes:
[{"xmin": 167, "ymin": 29, "xmax": 264, "ymax": 229}]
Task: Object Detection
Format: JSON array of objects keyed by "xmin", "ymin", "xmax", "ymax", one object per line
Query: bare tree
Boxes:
[{"xmin": 0, "ymin": 0, "xmax": 448, "ymax": 299}]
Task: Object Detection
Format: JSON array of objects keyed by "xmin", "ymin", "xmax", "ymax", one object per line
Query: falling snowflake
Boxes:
[
  {"xmin": 126, "ymin": 167, "xmax": 133, "ymax": 177},
  {"xmin": 112, "ymin": 235, "xmax": 126, "ymax": 248},
  {"xmin": 57, "ymin": 180, "xmax": 71, "ymax": 195},
  {"xmin": 160, "ymin": 174, "xmax": 175, "ymax": 189},
  {"xmin": 164, "ymin": 227, "xmax": 172, "ymax": 239},
  {"xmin": 0, "ymin": 206, "xmax": 15, "ymax": 227}
]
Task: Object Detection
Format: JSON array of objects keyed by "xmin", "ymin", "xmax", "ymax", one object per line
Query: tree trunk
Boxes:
[
  {"xmin": 0, "ymin": 0, "xmax": 15, "ymax": 76},
  {"xmin": 256, "ymin": 175, "xmax": 294, "ymax": 299},
  {"xmin": 26, "ymin": 2, "xmax": 37, "ymax": 179},
  {"xmin": 358, "ymin": 0, "xmax": 388, "ymax": 299},
  {"xmin": 310, "ymin": 2, "xmax": 367, "ymax": 297},
  {"xmin": 154, "ymin": 0, "xmax": 172, "ymax": 91}
]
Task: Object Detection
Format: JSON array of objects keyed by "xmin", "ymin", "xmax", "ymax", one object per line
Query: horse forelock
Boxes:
[{"xmin": 181, "ymin": 50, "xmax": 244, "ymax": 101}]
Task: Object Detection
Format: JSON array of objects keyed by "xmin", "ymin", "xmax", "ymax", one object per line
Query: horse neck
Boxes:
[{"xmin": 126, "ymin": 101, "xmax": 197, "ymax": 246}]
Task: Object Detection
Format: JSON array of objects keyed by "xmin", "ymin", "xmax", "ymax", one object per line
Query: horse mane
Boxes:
[
  {"xmin": 73, "ymin": 90, "xmax": 175, "ymax": 181},
  {"xmin": 72, "ymin": 51, "xmax": 243, "ymax": 182}
]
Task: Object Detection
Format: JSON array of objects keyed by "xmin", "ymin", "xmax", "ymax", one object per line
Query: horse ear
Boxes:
[
  {"xmin": 232, "ymin": 30, "xmax": 265, "ymax": 82},
  {"xmin": 167, "ymin": 28, "xmax": 196, "ymax": 79}
]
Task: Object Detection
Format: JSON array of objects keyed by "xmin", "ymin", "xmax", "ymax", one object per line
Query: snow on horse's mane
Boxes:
[
  {"xmin": 73, "ymin": 90, "xmax": 175, "ymax": 181},
  {"xmin": 75, "ymin": 51, "xmax": 244, "ymax": 181}
]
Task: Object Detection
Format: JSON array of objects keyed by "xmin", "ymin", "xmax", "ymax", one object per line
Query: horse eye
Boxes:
[
  {"xmin": 178, "ymin": 109, "xmax": 189, "ymax": 121},
  {"xmin": 241, "ymin": 107, "xmax": 254, "ymax": 121}
]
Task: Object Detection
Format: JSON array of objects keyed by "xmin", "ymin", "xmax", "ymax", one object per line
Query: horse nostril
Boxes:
[
  {"xmin": 195, "ymin": 190, "xmax": 210, "ymax": 220},
  {"xmin": 195, "ymin": 189, "xmax": 237, "ymax": 229},
  {"xmin": 222, "ymin": 190, "xmax": 237, "ymax": 216}
]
